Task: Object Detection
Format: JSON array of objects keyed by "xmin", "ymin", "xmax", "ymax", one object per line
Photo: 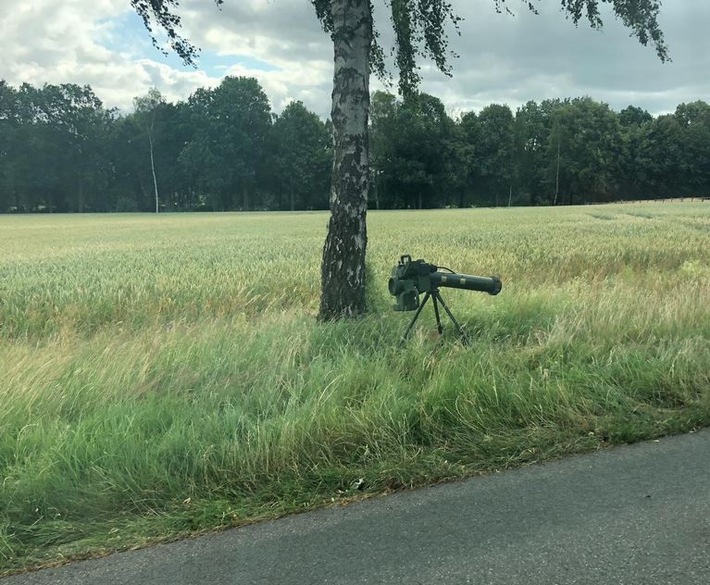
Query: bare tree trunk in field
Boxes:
[
  {"xmin": 242, "ymin": 185, "xmax": 250, "ymax": 211},
  {"xmin": 148, "ymin": 131, "xmax": 159, "ymax": 213},
  {"xmin": 318, "ymin": 0, "xmax": 371, "ymax": 320},
  {"xmin": 78, "ymin": 173, "xmax": 85, "ymax": 213},
  {"xmin": 554, "ymin": 132, "xmax": 560, "ymax": 206}
]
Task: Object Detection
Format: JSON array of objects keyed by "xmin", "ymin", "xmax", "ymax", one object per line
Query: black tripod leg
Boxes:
[
  {"xmin": 431, "ymin": 292, "xmax": 444, "ymax": 334},
  {"xmin": 402, "ymin": 291, "xmax": 431, "ymax": 342},
  {"xmin": 435, "ymin": 292, "xmax": 471, "ymax": 344}
]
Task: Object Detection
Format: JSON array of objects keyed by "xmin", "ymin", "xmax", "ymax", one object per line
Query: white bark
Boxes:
[{"xmin": 318, "ymin": 0, "xmax": 372, "ymax": 320}]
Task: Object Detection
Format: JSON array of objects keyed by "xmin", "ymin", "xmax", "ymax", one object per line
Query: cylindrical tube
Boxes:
[{"xmin": 431, "ymin": 272, "xmax": 502, "ymax": 295}]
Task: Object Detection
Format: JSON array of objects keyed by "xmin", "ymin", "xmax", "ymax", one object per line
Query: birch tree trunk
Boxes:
[
  {"xmin": 318, "ymin": 0, "xmax": 371, "ymax": 320},
  {"xmin": 148, "ymin": 131, "xmax": 159, "ymax": 213}
]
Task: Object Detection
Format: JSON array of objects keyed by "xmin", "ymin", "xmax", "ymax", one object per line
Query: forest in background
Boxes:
[{"xmin": 1, "ymin": 76, "xmax": 709, "ymax": 213}]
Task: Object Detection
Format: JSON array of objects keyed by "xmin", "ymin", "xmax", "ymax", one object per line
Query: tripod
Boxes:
[{"xmin": 401, "ymin": 287, "xmax": 470, "ymax": 343}]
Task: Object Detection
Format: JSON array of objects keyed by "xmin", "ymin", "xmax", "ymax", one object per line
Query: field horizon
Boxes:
[{"xmin": 1, "ymin": 203, "xmax": 709, "ymax": 574}]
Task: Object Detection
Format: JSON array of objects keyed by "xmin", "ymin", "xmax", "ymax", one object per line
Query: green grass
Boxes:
[{"xmin": 1, "ymin": 204, "xmax": 709, "ymax": 574}]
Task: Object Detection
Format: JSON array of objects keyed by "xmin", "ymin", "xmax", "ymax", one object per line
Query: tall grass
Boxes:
[{"xmin": 1, "ymin": 204, "xmax": 709, "ymax": 573}]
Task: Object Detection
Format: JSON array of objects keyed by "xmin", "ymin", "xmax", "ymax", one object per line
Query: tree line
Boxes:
[
  {"xmin": 1, "ymin": 77, "xmax": 708, "ymax": 214},
  {"xmin": 0, "ymin": 78, "xmax": 331, "ymax": 213},
  {"xmin": 372, "ymin": 92, "xmax": 710, "ymax": 208}
]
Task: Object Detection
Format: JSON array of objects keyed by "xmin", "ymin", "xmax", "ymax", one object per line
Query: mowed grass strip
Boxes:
[{"xmin": 1, "ymin": 205, "xmax": 709, "ymax": 573}]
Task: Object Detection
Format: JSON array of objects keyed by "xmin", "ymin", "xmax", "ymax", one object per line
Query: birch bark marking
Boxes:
[{"xmin": 318, "ymin": 0, "xmax": 372, "ymax": 320}]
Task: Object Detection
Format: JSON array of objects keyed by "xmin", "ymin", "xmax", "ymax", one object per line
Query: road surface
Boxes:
[{"xmin": 4, "ymin": 429, "xmax": 710, "ymax": 584}]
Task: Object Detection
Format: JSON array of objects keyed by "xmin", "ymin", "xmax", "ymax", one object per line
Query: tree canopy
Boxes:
[{"xmin": 130, "ymin": 1, "xmax": 668, "ymax": 88}]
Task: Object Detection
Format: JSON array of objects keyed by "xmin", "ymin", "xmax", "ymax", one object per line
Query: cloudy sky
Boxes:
[{"xmin": 1, "ymin": 0, "xmax": 708, "ymax": 118}]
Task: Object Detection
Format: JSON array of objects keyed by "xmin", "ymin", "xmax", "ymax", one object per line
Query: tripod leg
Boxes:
[
  {"xmin": 431, "ymin": 292, "xmax": 444, "ymax": 334},
  {"xmin": 402, "ymin": 291, "xmax": 431, "ymax": 342},
  {"xmin": 435, "ymin": 292, "xmax": 471, "ymax": 344}
]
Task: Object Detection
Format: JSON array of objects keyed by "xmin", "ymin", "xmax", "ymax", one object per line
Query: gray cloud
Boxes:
[
  {"xmin": 0, "ymin": 0, "xmax": 707, "ymax": 117},
  {"xmin": 438, "ymin": 1, "xmax": 710, "ymax": 114}
]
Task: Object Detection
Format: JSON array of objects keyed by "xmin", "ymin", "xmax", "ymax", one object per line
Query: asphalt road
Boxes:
[{"xmin": 4, "ymin": 429, "xmax": 710, "ymax": 585}]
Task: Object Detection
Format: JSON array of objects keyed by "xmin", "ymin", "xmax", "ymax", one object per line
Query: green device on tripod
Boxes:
[{"xmin": 388, "ymin": 255, "xmax": 502, "ymax": 342}]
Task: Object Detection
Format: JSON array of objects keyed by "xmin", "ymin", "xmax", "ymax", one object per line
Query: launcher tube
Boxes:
[{"xmin": 430, "ymin": 272, "xmax": 502, "ymax": 295}]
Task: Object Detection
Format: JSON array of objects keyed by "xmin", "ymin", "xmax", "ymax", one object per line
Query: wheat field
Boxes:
[{"xmin": 1, "ymin": 203, "xmax": 708, "ymax": 572}]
